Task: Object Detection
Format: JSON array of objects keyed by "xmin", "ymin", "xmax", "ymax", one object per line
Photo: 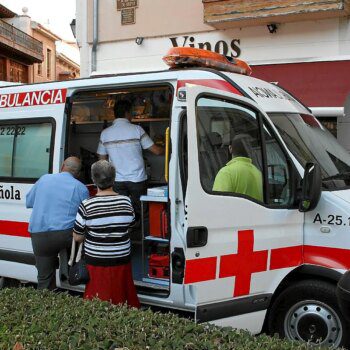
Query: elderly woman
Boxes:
[{"xmin": 73, "ymin": 160, "xmax": 140, "ymax": 308}]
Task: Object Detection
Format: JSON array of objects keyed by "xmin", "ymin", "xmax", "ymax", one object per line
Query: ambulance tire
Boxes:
[{"xmin": 268, "ymin": 279, "xmax": 350, "ymax": 348}]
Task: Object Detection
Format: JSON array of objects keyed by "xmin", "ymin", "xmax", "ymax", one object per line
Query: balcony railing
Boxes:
[
  {"xmin": 0, "ymin": 19, "xmax": 43, "ymax": 62},
  {"xmin": 203, "ymin": 0, "xmax": 350, "ymax": 29}
]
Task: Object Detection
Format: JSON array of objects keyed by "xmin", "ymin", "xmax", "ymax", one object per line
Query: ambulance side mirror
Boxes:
[{"xmin": 299, "ymin": 162, "xmax": 322, "ymax": 212}]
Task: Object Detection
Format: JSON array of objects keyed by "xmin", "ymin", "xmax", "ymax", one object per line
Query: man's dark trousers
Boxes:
[
  {"xmin": 114, "ymin": 180, "xmax": 147, "ymax": 224},
  {"xmin": 30, "ymin": 229, "xmax": 72, "ymax": 290}
]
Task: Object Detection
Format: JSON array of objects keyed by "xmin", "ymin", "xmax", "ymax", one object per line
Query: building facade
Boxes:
[
  {"xmin": 1, "ymin": 4, "xmax": 80, "ymax": 84},
  {"xmin": 0, "ymin": 4, "xmax": 43, "ymax": 83},
  {"xmin": 56, "ymin": 52, "xmax": 80, "ymax": 81},
  {"xmin": 76, "ymin": 0, "xmax": 350, "ymax": 149},
  {"xmin": 31, "ymin": 22, "xmax": 60, "ymax": 83},
  {"xmin": 6, "ymin": 12, "xmax": 61, "ymax": 84}
]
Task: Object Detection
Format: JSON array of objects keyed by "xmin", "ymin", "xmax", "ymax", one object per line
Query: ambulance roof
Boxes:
[
  {"xmin": 223, "ymin": 72, "xmax": 310, "ymax": 115},
  {"xmin": 0, "ymin": 81, "xmax": 22, "ymax": 88},
  {"xmin": 0, "ymin": 69, "xmax": 310, "ymax": 115}
]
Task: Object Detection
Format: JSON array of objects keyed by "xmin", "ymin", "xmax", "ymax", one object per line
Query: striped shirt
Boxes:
[{"xmin": 73, "ymin": 195, "xmax": 135, "ymax": 266}]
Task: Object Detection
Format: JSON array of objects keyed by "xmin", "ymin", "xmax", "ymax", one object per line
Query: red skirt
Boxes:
[{"xmin": 84, "ymin": 262, "xmax": 140, "ymax": 308}]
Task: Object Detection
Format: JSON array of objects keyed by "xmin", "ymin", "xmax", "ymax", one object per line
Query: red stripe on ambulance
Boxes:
[
  {"xmin": 177, "ymin": 79, "xmax": 242, "ymax": 95},
  {"xmin": 270, "ymin": 245, "xmax": 350, "ymax": 270},
  {"xmin": 304, "ymin": 245, "xmax": 350, "ymax": 270},
  {"xmin": 0, "ymin": 220, "xmax": 30, "ymax": 237},
  {"xmin": 184, "ymin": 229, "xmax": 350, "ymax": 297},
  {"xmin": 184, "ymin": 256, "xmax": 217, "ymax": 284},
  {"xmin": 270, "ymin": 245, "xmax": 303, "ymax": 270},
  {"xmin": 0, "ymin": 89, "xmax": 67, "ymax": 108}
]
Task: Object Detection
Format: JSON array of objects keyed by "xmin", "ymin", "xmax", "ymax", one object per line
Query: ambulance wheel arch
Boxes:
[
  {"xmin": 263, "ymin": 265, "xmax": 342, "ymax": 309},
  {"xmin": 263, "ymin": 265, "xmax": 342, "ymax": 331},
  {"xmin": 267, "ymin": 279, "xmax": 350, "ymax": 347}
]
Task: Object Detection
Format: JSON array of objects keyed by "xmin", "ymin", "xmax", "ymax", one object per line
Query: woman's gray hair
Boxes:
[{"xmin": 91, "ymin": 160, "xmax": 116, "ymax": 190}]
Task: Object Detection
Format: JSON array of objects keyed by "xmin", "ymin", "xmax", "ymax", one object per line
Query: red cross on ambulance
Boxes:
[
  {"xmin": 219, "ymin": 230, "xmax": 268, "ymax": 297},
  {"xmin": 184, "ymin": 229, "xmax": 269, "ymax": 298}
]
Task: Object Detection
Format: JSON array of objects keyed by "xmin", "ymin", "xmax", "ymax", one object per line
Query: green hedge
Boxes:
[{"xmin": 0, "ymin": 288, "xmax": 322, "ymax": 350}]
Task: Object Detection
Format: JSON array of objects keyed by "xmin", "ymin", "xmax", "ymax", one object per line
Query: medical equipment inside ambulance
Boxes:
[{"xmin": 68, "ymin": 85, "xmax": 172, "ymax": 294}]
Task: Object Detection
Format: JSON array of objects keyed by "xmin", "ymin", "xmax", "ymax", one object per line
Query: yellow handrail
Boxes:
[{"xmin": 165, "ymin": 127, "xmax": 170, "ymax": 183}]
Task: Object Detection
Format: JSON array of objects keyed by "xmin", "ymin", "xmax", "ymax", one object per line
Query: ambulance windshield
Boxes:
[{"xmin": 269, "ymin": 113, "xmax": 350, "ymax": 190}]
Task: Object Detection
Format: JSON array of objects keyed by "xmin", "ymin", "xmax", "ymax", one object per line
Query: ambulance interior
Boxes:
[{"xmin": 67, "ymin": 85, "xmax": 173, "ymax": 296}]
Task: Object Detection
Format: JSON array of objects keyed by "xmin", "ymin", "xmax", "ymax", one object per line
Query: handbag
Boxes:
[{"xmin": 68, "ymin": 240, "xmax": 90, "ymax": 286}]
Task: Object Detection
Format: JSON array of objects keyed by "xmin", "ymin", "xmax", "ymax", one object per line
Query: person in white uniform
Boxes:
[{"xmin": 97, "ymin": 99, "xmax": 164, "ymax": 227}]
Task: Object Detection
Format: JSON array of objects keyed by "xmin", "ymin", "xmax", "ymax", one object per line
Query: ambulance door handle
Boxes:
[
  {"xmin": 320, "ymin": 226, "xmax": 331, "ymax": 234},
  {"xmin": 187, "ymin": 226, "xmax": 208, "ymax": 248}
]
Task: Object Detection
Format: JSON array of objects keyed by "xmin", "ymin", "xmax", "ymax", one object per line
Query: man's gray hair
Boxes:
[{"xmin": 91, "ymin": 160, "xmax": 116, "ymax": 190}]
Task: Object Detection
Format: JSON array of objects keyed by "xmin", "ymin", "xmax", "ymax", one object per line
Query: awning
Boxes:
[{"xmin": 251, "ymin": 60, "xmax": 350, "ymax": 108}]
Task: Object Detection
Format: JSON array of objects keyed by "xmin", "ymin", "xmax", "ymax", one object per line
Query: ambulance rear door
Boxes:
[{"xmin": 182, "ymin": 84, "xmax": 304, "ymax": 330}]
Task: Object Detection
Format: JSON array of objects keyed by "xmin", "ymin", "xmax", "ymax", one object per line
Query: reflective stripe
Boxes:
[{"xmin": 103, "ymin": 138, "xmax": 140, "ymax": 146}]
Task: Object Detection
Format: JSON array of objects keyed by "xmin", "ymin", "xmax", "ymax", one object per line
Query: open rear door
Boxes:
[{"xmin": 183, "ymin": 84, "xmax": 303, "ymax": 329}]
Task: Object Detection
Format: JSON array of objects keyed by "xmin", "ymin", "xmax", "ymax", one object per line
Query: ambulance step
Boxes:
[
  {"xmin": 144, "ymin": 236, "xmax": 169, "ymax": 243},
  {"xmin": 134, "ymin": 278, "xmax": 169, "ymax": 291}
]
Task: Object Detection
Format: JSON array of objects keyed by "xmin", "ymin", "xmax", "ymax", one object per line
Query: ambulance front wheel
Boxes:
[{"xmin": 268, "ymin": 279, "xmax": 350, "ymax": 348}]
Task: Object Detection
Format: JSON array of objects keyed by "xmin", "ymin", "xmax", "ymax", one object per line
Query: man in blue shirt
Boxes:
[{"xmin": 26, "ymin": 157, "xmax": 89, "ymax": 289}]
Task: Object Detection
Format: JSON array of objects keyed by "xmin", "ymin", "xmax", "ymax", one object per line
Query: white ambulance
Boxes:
[{"xmin": 0, "ymin": 48, "xmax": 350, "ymax": 347}]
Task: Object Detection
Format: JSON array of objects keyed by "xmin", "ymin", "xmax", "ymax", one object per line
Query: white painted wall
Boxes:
[
  {"xmin": 76, "ymin": 0, "xmax": 90, "ymax": 77},
  {"xmin": 5, "ymin": 15, "xmax": 32, "ymax": 34},
  {"xmin": 76, "ymin": 0, "xmax": 350, "ymax": 77}
]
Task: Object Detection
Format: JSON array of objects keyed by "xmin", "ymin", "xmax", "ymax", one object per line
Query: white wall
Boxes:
[
  {"xmin": 83, "ymin": 20, "xmax": 350, "ymax": 76},
  {"xmin": 5, "ymin": 15, "xmax": 32, "ymax": 34},
  {"xmin": 76, "ymin": 0, "xmax": 90, "ymax": 77},
  {"xmin": 76, "ymin": 1, "xmax": 350, "ymax": 76}
]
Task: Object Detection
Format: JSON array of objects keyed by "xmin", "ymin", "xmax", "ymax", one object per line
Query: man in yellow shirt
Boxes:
[{"xmin": 212, "ymin": 135, "xmax": 263, "ymax": 202}]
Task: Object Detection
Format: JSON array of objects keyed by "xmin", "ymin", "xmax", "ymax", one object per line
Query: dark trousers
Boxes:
[
  {"xmin": 30, "ymin": 229, "xmax": 72, "ymax": 290},
  {"xmin": 114, "ymin": 180, "xmax": 147, "ymax": 224}
]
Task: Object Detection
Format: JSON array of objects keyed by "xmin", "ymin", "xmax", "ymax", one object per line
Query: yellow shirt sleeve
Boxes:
[{"xmin": 212, "ymin": 168, "xmax": 235, "ymax": 192}]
